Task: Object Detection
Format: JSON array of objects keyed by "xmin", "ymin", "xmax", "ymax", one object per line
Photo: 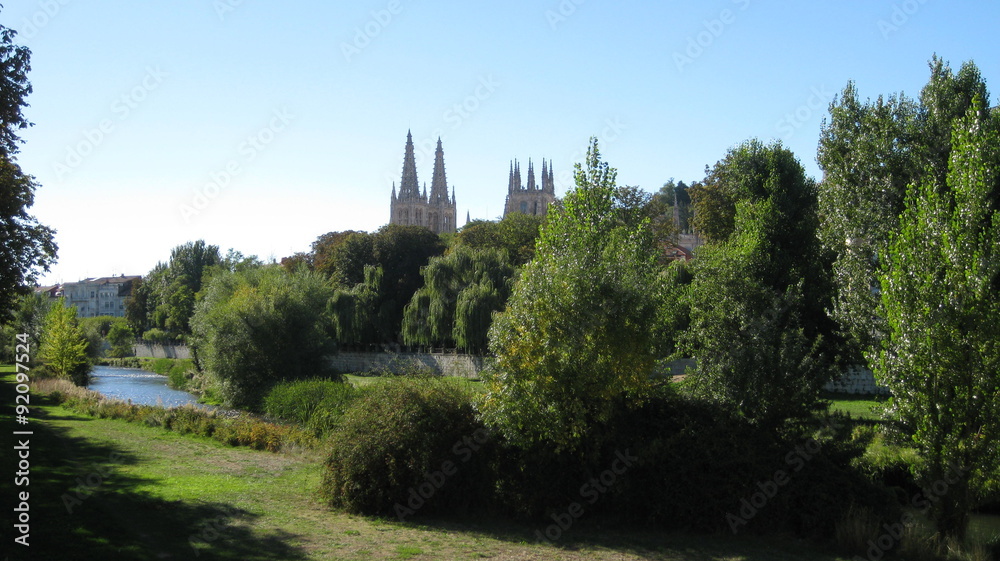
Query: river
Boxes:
[{"xmin": 87, "ymin": 365, "xmax": 212, "ymax": 409}]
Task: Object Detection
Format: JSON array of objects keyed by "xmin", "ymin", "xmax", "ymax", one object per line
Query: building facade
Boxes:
[
  {"xmin": 389, "ymin": 131, "xmax": 457, "ymax": 235},
  {"xmin": 503, "ymin": 158, "xmax": 555, "ymax": 217},
  {"xmin": 57, "ymin": 275, "xmax": 141, "ymax": 318}
]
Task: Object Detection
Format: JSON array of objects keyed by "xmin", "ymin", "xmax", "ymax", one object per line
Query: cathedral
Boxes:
[
  {"xmin": 503, "ymin": 158, "xmax": 555, "ymax": 217},
  {"xmin": 389, "ymin": 131, "xmax": 457, "ymax": 235}
]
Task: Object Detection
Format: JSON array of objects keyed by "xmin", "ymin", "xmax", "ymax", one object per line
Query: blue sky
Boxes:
[{"xmin": 6, "ymin": 0, "xmax": 998, "ymax": 284}]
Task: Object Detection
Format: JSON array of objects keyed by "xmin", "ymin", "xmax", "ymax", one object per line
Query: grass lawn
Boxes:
[
  {"xmin": 824, "ymin": 393, "xmax": 887, "ymax": 421},
  {"xmin": 344, "ymin": 372, "xmax": 483, "ymax": 392},
  {"xmin": 3, "ymin": 365, "xmax": 858, "ymax": 560}
]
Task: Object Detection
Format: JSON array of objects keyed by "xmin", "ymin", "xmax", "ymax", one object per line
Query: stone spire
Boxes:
[
  {"xmin": 546, "ymin": 160, "xmax": 555, "ymax": 194},
  {"xmin": 527, "ymin": 159, "xmax": 536, "ymax": 191},
  {"xmin": 508, "ymin": 161, "xmax": 515, "ymax": 193},
  {"xmin": 513, "ymin": 160, "xmax": 522, "ymax": 191},
  {"xmin": 430, "ymin": 137, "xmax": 449, "ymax": 204},
  {"xmin": 399, "ymin": 130, "xmax": 421, "ymax": 200}
]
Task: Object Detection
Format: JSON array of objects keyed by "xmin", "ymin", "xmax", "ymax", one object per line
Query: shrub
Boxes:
[
  {"xmin": 320, "ymin": 378, "xmax": 493, "ymax": 518},
  {"xmin": 263, "ymin": 379, "xmax": 360, "ymax": 435}
]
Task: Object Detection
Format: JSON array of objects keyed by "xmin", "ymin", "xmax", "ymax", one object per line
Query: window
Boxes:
[{"xmin": 520, "ymin": 201, "xmax": 528, "ymax": 213}]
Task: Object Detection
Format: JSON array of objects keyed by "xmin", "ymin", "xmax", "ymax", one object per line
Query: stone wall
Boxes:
[
  {"xmin": 326, "ymin": 351, "xmax": 485, "ymax": 379},
  {"xmin": 824, "ymin": 364, "xmax": 890, "ymax": 396},
  {"xmin": 133, "ymin": 343, "xmax": 191, "ymax": 360}
]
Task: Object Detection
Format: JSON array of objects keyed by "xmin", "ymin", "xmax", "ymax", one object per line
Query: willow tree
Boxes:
[
  {"xmin": 401, "ymin": 246, "xmax": 514, "ymax": 352},
  {"xmin": 478, "ymin": 138, "xmax": 663, "ymax": 452},
  {"xmin": 877, "ymin": 98, "xmax": 1000, "ymax": 542}
]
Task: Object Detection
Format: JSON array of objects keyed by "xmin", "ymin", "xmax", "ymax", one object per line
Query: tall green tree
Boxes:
[
  {"xmin": 39, "ymin": 300, "xmax": 90, "ymax": 385},
  {"xmin": 478, "ymin": 138, "xmax": 663, "ymax": 452},
  {"xmin": 191, "ymin": 266, "xmax": 337, "ymax": 409},
  {"xmin": 328, "ymin": 225, "xmax": 444, "ymax": 345},
  {"xmin": 0, "ymin": 20, "xmax": 56, "ymax": 321},
  {"xmin": 401, "ymin": 246, "xmax": 514, "ymax": 352},
  {"xmin": 455, "ymin": 212, "xmax": 544, "ymax": 266},
  {"xmin": 818, "ymin": 56, "xmax": 989, "ymax": 359},
  {"xmin": 876, "ymin": 98, "xmax": 1000, "ymax": 542},
  {"xmin": 682, "ymin": 140, "xmax": 836, "ymax": 428}
]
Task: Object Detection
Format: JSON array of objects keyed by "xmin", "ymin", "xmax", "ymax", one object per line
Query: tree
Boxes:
[
  {"xmin": 39, "ymin": 300, "xmax": 90, "ymax": 385},
  {"xmin": 818, "ymin": 56, "xmax": 989, "ymax": 359},
  {"xmin": 191, "ymin": 266, "xmax": 337, "ymax": 409},
  {"xmin": 401, "ymin": 246, "xmax": 515, "ymax": 352},
  {"xmin": 876, "ymin": 98, "xmax": 1000, "ymax": 542},
  {"xmin": 681, "ymin": 140, "xmax": 836, "ymax": 428},
  {"xmin": 328, "ymin": 225, "xmax": 445, "ymax": 345},
  {"xmin": 478, "ymin": 138, "xmax": 663, "ymax": 452},
  {"xmin": 0, "ymin": 18, "xmax": 56, "ymax": 321},
  {"xmin": 133, "ymin": 241, "xmax": 222, "ymax": 339},
  {"xmin": 106, "ymin": 320, "xmax": 135, "ymax": 358},
  {"xmin": 455, "ymin": 212, "xmax": 544, "ymax": 266}
]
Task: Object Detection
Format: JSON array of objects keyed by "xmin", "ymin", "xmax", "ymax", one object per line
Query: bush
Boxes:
[
  {"xmin": 263, "ymin": 379, "xmax": 360, "ymax": 436},
  {"xmin": 320, "ymin": 378, "xmax": 493, "ymax": 518}
]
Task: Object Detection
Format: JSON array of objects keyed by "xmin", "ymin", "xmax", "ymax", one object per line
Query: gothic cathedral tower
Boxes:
[
  {"xmin": 389, "ymin": 131, "xmax": 456, "ymax": 234},
  {"xmin": 503, "ymin": 158, "xmax": 555, "ymax": 217}
]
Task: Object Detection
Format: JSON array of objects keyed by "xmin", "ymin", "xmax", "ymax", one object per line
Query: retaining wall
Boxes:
[
  {"xmin": 132, "ymin": 343, "xmax": 191, "ymax": 360},
  {"xmin": 326, "ymin": 351, "xmax": 485, "ymax": 379}
]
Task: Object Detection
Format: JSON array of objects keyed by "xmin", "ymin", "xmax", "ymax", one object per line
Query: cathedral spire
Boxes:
[
  {"xmin": 527, "ymin": 159, "xmax": 536, "ymax": 191},
  {"xmin": 430, "ymin": 137, "xmax": 449, "ymax": 204},
  {"xmin": 514, "ymin": 160, "xmax": 522, "ymax": 191},
  {"xmin": 399, "ymin": 130, "xmax": 419, "ymax": 199},
  {"xmin": 508, "ymin": 161, "xmax": 515, "ymax": 193}
]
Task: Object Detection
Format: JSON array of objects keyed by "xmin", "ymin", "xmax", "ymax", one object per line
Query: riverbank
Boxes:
[{"xmin": 2, "ymin": 366, "xmax": 860, "ymax": 560}]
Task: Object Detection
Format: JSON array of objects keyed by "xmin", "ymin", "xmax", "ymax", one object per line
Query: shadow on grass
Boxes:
[
  {"xmin": 391, "ymin": 514, "xmax": 850, "ymax": 560},
  {"xmin": 2, "ymin": 388, "xmax": 308, "ymax": 561}
]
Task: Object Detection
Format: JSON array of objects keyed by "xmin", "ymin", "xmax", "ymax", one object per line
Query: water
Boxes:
[{"xmin": 87, "ymin": 365, "xmax": 212, "ymax": 410}]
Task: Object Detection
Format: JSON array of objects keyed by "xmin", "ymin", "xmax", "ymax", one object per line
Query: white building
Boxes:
[{"xmin": 58, "ymin": 276, "xmax": 141, "ymax": 318}]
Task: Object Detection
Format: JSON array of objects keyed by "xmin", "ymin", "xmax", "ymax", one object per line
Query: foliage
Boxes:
[
  {"xmin": 129, "ymin": 241, "xmax": 232, "ymax": 338},
  {"xmin": 39, "ymin": 299, "xmax": 91, "ymax": 385},
  {"xmin": 0, "ymin": 21, "xmax": 56, "ymax": 322},
  {"xmin": 191, "ymin": 265, "xmax": 338, "ymax": 409},
  {"xmin": 320, "ymin": 377, "xmax": 491, "ymax": 517},
  {"xmin": 263, "ymin": 378, "xmax": 360, "ymax": 436},
  {"xmin": 681, "ymin": 140, "xmax": 837, "ymax": 428},
  {"xmin": 0, "ymin": 291, "xmax": 49, "ymax": 361},
  {"xmin": 0, "ymin": 155, "xmax": 57, "ymax": 323},
  {"xmin": 454, "ymin": 212, "xmax": 544, "ymax": 266},
  {"xmin": 876, "ymin": 97, "xmax": 1000, "ymax": 541},
  {"xmin": 402, "ymin": 246, "xmax": 514, "ymax": 352},
  {"xmin": 478, "ymin": 138, "xmax": 664, "ymax": 452},
  {"xmin": 105, "ymin": 320, "xmax": 135, "ymax": 357},
  {"xmin": 328, "ymin": 225, "xmax": 445, "ymax": 345},
  {"xmin": 818, "ymin": 56, "xmax": 991, "ymax": 360}
]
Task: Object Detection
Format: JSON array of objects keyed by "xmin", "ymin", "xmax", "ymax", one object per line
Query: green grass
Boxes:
[
  {"xmin": 825, "ymin": 393, "xmax": 887, "ymax": 420},
  {"xmin": 3, "ymin": 365, "xmax": 860, "ymax": 560},
  {"xmin": 343, "ymin": 372, "xmax": 483, "ymax": 392}
]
